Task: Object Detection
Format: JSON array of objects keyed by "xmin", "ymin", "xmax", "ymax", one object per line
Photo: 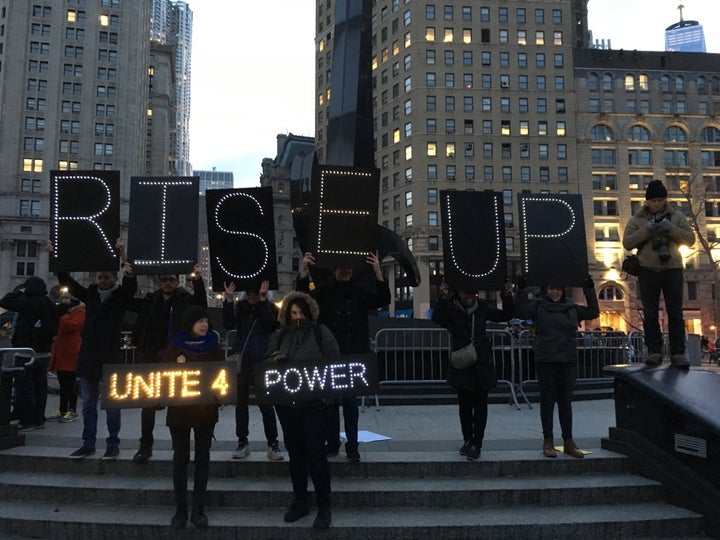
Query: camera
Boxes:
[{"xmin": 652, "ymin": 236, "xmax": 671, "ymax": 263}]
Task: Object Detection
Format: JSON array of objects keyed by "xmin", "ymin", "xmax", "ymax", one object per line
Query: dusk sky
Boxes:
[{"xmin": 188, "ymin": 0, "xmax": 720, "ymax": 187}]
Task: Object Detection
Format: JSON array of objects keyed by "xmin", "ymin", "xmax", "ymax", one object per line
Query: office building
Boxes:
[
  {"xmin": 196, "ymin": 168, "xmax": 234, "ymax": 195},
  {"xmin": 0, "ymin": 1, "xmax": 152, "ymax": 293}
]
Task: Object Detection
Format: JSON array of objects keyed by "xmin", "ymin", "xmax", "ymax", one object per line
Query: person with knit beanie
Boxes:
[
  {"xmin": 623, "ymin": 180, "xmax": 695, "ymax": 367},
  {"xmin": 163, "ymin": 305, "xmax": 223, "ymax": 530}
]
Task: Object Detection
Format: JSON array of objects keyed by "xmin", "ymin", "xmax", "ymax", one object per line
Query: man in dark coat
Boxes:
[
  {"xmin": 56, "ymin": 258, "xmax": 137, "ymax": 460},
  {"xmin": 128, "ymin": 264, "xmax": 207, "ymax": 463},
  {"xmin": 296, "ymin": 251, "xmax": 391, "ymax": 462},
  {"xmin": 0, "ymin": 276, "xmax": 59, "ymax": 430}
]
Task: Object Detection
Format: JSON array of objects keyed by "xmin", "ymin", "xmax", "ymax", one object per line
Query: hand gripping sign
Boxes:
[
  {"xmin": 517, "ymin": 193, "xmax": 589, "ymax": 287},
  {"xmin": 254, "ymin": 353, "xmax": 379, "ymax": 406},
  {"xmin": 50, "ymin": 170, "xmax": 120, "ymax": 272},
  {"xmin": 101, "ymin": 361, "xmax": 237, "ymax": 409}
]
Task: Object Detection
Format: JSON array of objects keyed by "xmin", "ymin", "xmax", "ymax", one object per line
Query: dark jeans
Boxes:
[
  {"xmin": 638, "ymin": 267, "xmax": 686, "ymax": 355},
  {"xmin": 456, "ymin": 387, "xmax": 489, "ymax": 444},
  {"xmin": 56, "ymin": 370, "xmax": 77, "ymax": 413},
  {"xmin": 139, "ymin": 407, "xmax": 156, "ymax": 448},
  {"xmin": 13, "ymin": 354, "xmax": 48, "ymax": 426},
  {"xmin": 170, "ymin": 423, "xmax": 214, "ymax": 512},
  {"xmin": 327, "ymin": 396, "xmax": 359, "ymax": 448},
  {"xmin": 536, "ymin": 362, "xmax": 577, "ymax": 440},
  {"xmin": 276, "ymin": 405, "xmax": 331, "ymax": 508},
  {"xmin": 235, "ymin": 363, "xmax": 279, "ymax": 446},
  {"xmin": 78, "ymin": 377, "xmax": 121, "ymax": 449}
]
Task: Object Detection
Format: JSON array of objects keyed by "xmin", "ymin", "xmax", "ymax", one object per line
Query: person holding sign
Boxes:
[
  {"xmin": 622, "ymin": 180, "xmax": 695, "ymax": 367},
  {"xmin": 163, "ymin": 306, "xmax": 223, "ymax": 530},
  {"xmin": 297, "ymin": 251, "xmax": 390, "ymax": 462},
  {"xmin": 51, "ymin": 239, "xmax": 137, "ymax": 460},
  {"xmin": 266, "ymin": 291, "xmax": 340, "ymax": 530},
  {"xmin": 128, "ymin": 264, "xmax": 207, "ymax": 464},
  {"xmin": 223, "ymin": 280, "xmax": 283, "ymax": 461},
  {"xmin": 431, "ymin": 282, "xmax": 514, "ymax": 461},
  {"xmin": 515, "ymin": 278, "xmax": 599, "ymax": 458}
]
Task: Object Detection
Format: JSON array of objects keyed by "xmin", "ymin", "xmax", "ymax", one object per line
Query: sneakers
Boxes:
[
  {"xmin": 466, "ymin": 439, "xmax": 481, "ymax": 461},
  {"xmin": 313, "ymin": 506, "xmax": 332, "ymax": 530},
  {"xmin": 70, "ymin": 446, "xmax": 96, "ymax": 459},
  {"xmin": 283, "ymin": 500, "xmax": 310, "ymax": 523},
  {"xmin": 17, "ymin": 424, "xmax": 42, "ymax": 432},
  {"xmin": 645, "ymin": 353, "xmax": 663, "ymax": 366},
  {"xmin": 47, "ymin": 410, "xmax": 64, "ymax": 421},
  {"xmin": 671, "ymin": 354, "xmax": 690, "ymax": 368},
  {"xmin": 102, "ymin": 447, "xmax": 120, "ymax": 460},
  {"xmin": 345, "ymin": 442, "xmax": 360, "ymax": 463},
  {"xmin": 459, "ymin": 440, "xmax": 470, "ymax": 456},
  {"xmin": 132, "ymin": 446, "xmax": 152, "ymax": 464},
  {"xmin": 267, "ymin": 444, "xmax": 285, "ymax": 461},
  {"xmin": 59, "ymin": 411, "xmax": 78, "ymax": 423},
  {"xmin": 232, "ymin": 442, "xmax": 250, "ymax": 459}
]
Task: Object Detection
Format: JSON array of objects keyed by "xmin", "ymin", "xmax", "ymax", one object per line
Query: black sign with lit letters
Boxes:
[
  {"xmin": 205, "ymin": 187, "xmax": 278, "ymax": 291},
  {"xmin": 101, "ymin": 361, "xmax": 237, "ymax": 409},
  {"xmin": 517, "ymin": 193, "xmax": 588, "ymax": 286},
  {"xmin": 308, "ymin": 165, "xmax": 379, "ymax": 268},
  {"xmin": 440, "ymin": 190, "xmax": 507, "ymax": 292},
  {"xmin": 254, "ymin": 353, "xmax": 379, "ymax": 405},
  {"xmin": 127, "ymin": 176, "xmax": 199, "ymax": 275},
  {"xmin": 50, "ymin": 170, "xmax": 121, "ymax": 272}
]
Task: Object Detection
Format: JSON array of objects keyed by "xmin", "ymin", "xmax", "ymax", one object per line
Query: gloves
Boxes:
[
  {"xmin": 656, "ymin": 218, "xmax": 672, "ymax": 233},
  {"xmin": 646, "ymin": 220, "xmax": 659, "ymax": 232},
  {"xmin": 583, "ymin": 276, "xmax": 595, "ymax": 289}
]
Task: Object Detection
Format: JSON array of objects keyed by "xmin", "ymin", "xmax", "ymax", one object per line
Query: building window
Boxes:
[
  {"xmin": 428, "ymin": 188, "xmax": 438, "ymax": 204},
  {"xmin": 428, "ymin": 236, "xmax": 439, "ymax": 251},
  {"xmin": 19, "ymin": 199, "xmax": 41, "ymax": 217}
]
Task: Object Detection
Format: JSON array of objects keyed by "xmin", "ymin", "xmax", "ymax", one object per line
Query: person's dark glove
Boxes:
[
  {"xmin": 656, "ymin": 218, "xmax": 671, "ymax": 233},
  {"xmin": 646, "ymin": 220, "xmax": 660, "ymax": 232},
  {"xmin": 583, "ymin": 276, "xmax": 595, "ymax": 289},
  {"xmin": 516, "ymin": 277, "xmax": 527, "ymax": 290}
]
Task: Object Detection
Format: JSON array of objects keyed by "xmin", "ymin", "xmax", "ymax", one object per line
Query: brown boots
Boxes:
[
  {"xmin": 542, "ymin": 438, "xmax": 557, "ymax": 458},
  {"xmin": 563, "ymin": 439, "xmax": 585, "ymax": 458}
]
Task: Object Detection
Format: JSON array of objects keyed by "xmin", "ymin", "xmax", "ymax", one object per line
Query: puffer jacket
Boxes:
[
  {"xmin": 622, "ymin": 203, "xmax": 695, "ymax": 270},
  {"xmin": 0, "ymin": 277, "xmax": 59, "ymax": 354}
]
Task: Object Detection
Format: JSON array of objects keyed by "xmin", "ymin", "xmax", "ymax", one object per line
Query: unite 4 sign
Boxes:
[
  {"xmin": 127, "ymin": 177, "xmax": 199, "ymax": 275},
  {"xmin": 205, "ymin": 187, "xmax": 279, "ymax": 291},
  {"xmin": 101, "ymin": 361, "xmax": 237, "ymax": 409},
  {"xmin": 50, "ymin": 170, "xmax": 121, "ymax": 272}
]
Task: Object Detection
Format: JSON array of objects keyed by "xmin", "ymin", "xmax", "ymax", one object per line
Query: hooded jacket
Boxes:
[
  {"xmin": 265, "ymin": 291, "xmax": 340, "ymax": 364},
  {"xmin": 0, "ymin": 277, "xmax": 59, "ymax": 354},
  {"xmin": 623, "ymin": 203, "xmax": 695, "ymax": 270},
  {"xmin": 49, "ymin": 304, "xmax": 85, "ymax": 372}
]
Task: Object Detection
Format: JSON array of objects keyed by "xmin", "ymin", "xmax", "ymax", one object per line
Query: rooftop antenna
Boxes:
[{"xmin": 677, "ymin": 3, "xmax": 685, "ymax": 22}]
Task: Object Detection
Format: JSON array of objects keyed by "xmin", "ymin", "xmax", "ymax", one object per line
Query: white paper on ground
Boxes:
[{"xmin": 341, "ymin": 430, "xmax": 392, "ymax": 443}]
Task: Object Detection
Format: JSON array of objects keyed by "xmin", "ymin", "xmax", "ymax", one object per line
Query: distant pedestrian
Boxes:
[
  {"xmin": 165, "ymin": 306, "xmax": 222, "ymax": 530},
  {"xmin": 0, "ymin": 276, "xmax": 59, "ymax": 431},
  {"xmin": 48, "ymin": 291, "xmax": 85, "ymax": 423},
  {"xmin": 432, "ymin": 281, "xmax": 513, "ymax": 460},
  {"xmin": 515, "ymin": 278, "xmax": 599, "ymax": 459}
]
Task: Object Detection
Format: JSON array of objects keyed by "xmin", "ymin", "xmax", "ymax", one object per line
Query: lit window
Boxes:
[
  {"xmin": 426, "ymin": 27, "xmax": 435, "ymax": 41},
  {"xmin": 427, "ymin": 142, "xmax": 437, "ymax": 157}
]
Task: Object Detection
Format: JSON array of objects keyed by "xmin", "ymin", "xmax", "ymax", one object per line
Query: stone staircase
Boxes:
[{"xmin": 0, "ymin": 445, "xmax": 706, "ymax": 539}]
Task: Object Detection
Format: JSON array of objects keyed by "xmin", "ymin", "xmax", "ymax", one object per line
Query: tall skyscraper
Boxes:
[
  {"xmin": 665, "ymin": 20, "xmax": 706, "ymax": 53},
  {"xmin": 151, "ymin": 0, "xmax": 193, "ymax": 176},
  {"xmin": 0, "ymin": 2, "xmax": 152, "ymax": 292},
  {"xmin": 195, "ymin": 169, "xmax": 234, "ymax": 195}
]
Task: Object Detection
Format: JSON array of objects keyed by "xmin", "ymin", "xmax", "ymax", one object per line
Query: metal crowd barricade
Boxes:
[
  {"xmin": 224, "ymin": 329, "xmax": 236, "ymax": 359},
  {"xmin": 626, "ymin": 331, "xmax": 673, "ymax": 364},
  {"xmin": 518, "ymin": 330, "xmax": 635, "ymax": 394},
  {"xmin": 0, "ymin": 347, "xmax": 36, "ymax": 426},
  {"xmin": 487, "ymin": 329, "xmax": 532, "ymax": 410}
]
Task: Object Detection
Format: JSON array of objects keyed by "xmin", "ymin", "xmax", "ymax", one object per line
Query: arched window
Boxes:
[
  {"xmin": 628, "ymin": 125, "xmax": 651, "ymax": 141},
  {"xmin": 588, "ymin": 72, "xmax": 599, "ymax": 91},
  {"xmin": 599, "ymin": 285, "xmax": 624, "ymax": 301},
  {"xmin": 698, "ymin": 76, "xmax": 708, "ymax": 93},
  {"xmin": 624, "ymin": 74, "xmax": 635, "ymax": 91},
  {"xmin": 590, "ymin": 124, "xmax": 615, "ymax": 142},
  {"xmin": 713, "ymin": 76, "xmax": 720, "ymax": 93},
  {"xmin": 702, "ymin": 126, "xmax": 720, "ymax": 143},
  {"xmin": 661, "ymin": 75, "xmax": 671, "ymax": 92},
  {"xmin": 675, "ymin": 75, "xmax": 685, "ymax": 92},
  {"xmin": 602, "ymin": 73, "xmax": 613, "ymax": 91},
  {"xmin": 664, "ymin": 126, "xmax": 687, "ymax": 142},
  {"xmin": 638, "ymin": 73, "xmax": 649, "ymax": 91}
]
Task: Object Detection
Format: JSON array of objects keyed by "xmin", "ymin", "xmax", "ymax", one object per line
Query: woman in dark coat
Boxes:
[
  {"xmin": 515, "ymin": 279, "xmax": 599, "ymax": 458},
  {"xmin": 432, "ymin": 282, "xmax": 513, "ymax": 461},
  {"xmin": 164, "ymin": 306, "xmax": 223, "ymax": 530}
]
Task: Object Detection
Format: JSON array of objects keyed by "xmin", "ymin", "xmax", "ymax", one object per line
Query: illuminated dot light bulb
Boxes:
[
  {"xmin": 134, "ymin": 180, "xmax": 195, "ymax": 266},
  {"xmin": 445, "ymin": 195, "xmax": 501, "ymax": 278},
  {"xmin": 520, "ymin": 197, "xmax": 576, "ymax": 273},
  {"xmin": 317, "ymin": 171, "xmax": 373, "ymax": 256},
  {"xmin": 214, "ymin": 192, "xmax": 269, "ymax": 279},
  {"xmin": 53, "ymin": 175, "xmax": 116, "ymax": 261}
]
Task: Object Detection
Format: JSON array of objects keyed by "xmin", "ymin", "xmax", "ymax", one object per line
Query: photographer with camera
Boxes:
[{"xmin": 623, "ymin": 180, "xmax": 695, "ymax": 367}]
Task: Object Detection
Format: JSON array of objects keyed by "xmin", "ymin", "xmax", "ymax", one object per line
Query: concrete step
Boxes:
[{"xmin": 0, "ymin": 500, "xmax": 704, "ymax": 540}]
